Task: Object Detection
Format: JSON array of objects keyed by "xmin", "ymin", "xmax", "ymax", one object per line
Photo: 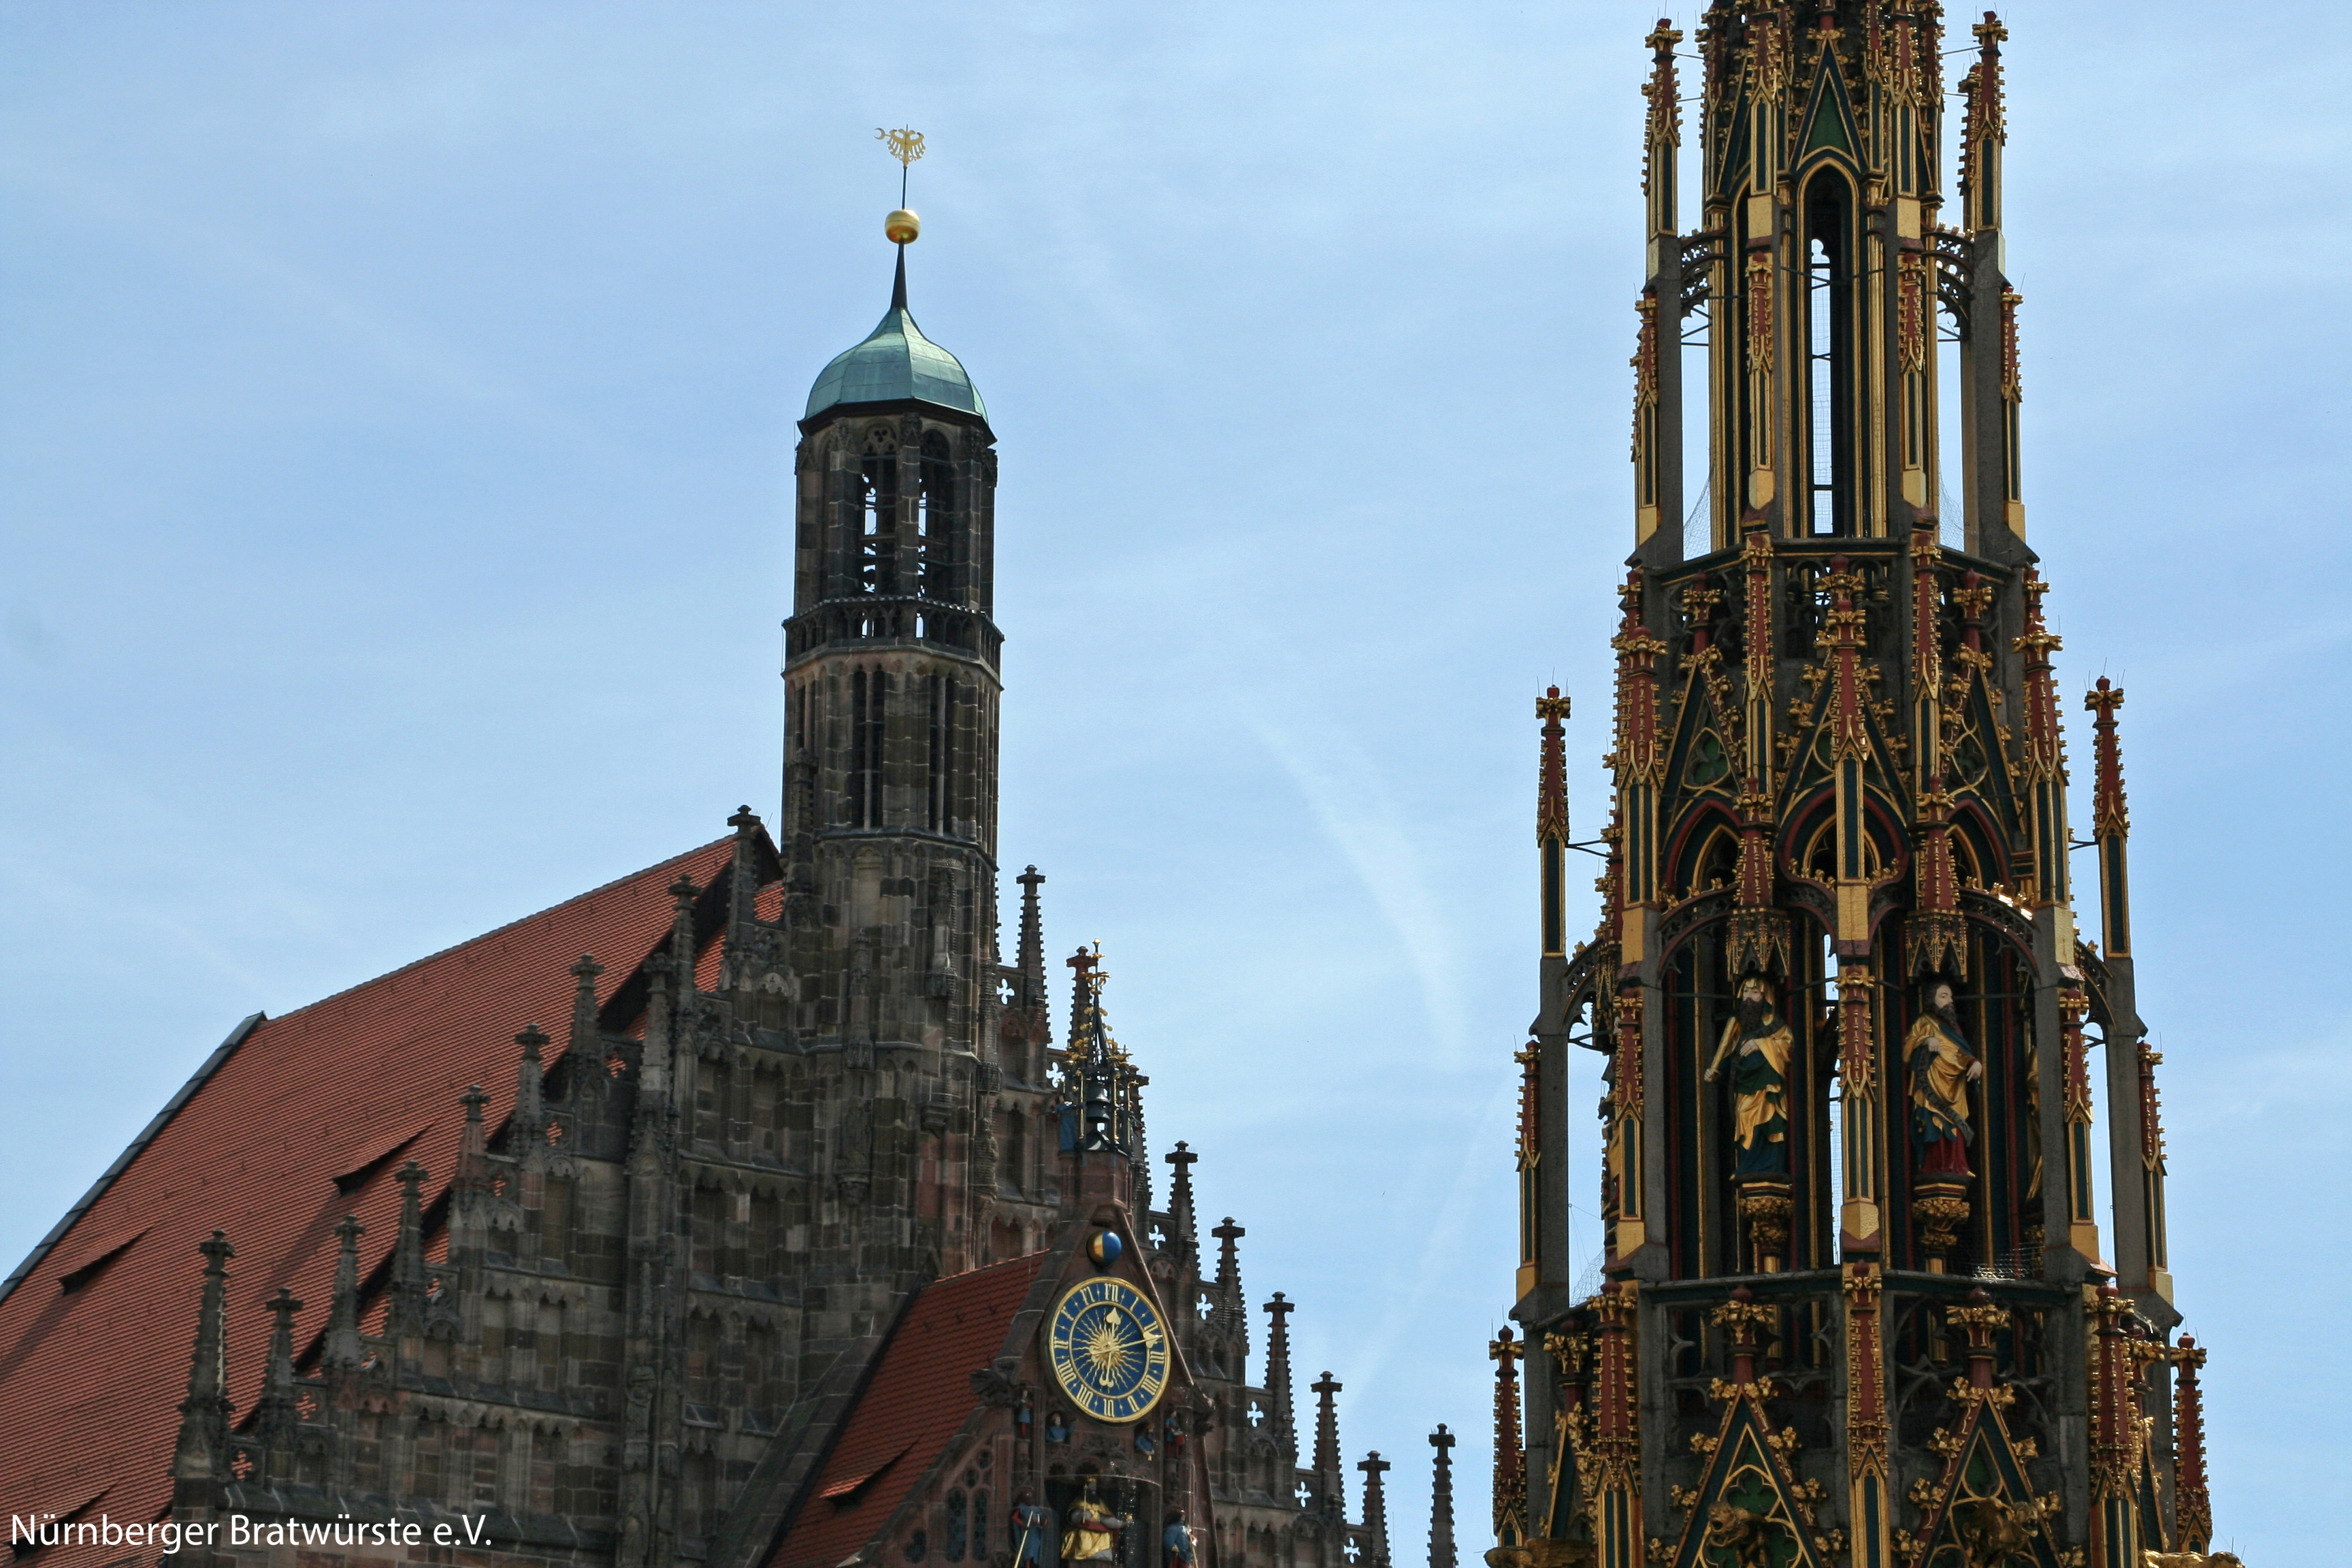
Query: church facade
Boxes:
[
  {"xmin": 0, "ymin": 231, "xmax": 1394, "ymax": 1568},
  {"xmin": 1496, "ymin": 10, "xmax": 2226, "ymax": 1568}
]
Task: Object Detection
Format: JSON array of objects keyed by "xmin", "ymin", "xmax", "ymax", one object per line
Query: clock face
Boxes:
[{"xmin": 1045, "ymin": 1276, "xmax": 1171, "ymax": 1424}]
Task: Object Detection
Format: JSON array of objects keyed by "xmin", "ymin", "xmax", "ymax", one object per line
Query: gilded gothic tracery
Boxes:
[{"xmin": 1505, "ymin": 8, "xmax": 2227, "ymax": 1568}]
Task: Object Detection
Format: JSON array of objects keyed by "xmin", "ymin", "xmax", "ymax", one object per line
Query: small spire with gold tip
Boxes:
[{"xmin": 878, "ymin": 124, "xmax": 925, "ymax": 245}]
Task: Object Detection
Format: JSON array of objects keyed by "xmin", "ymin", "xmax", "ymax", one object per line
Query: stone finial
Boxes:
[
  {"xmin": 171, "ymin": 1232, "xmax": 235, "ymax": 1489},
  {"xmin": 1358, "ymin": 1452, "xmax": 1391, "ymax": 1567},
  {"xmin": 324, "ymin": 1214, "xmax": 366, "ymax": 1369},
  {"xmin": 386, "ymin": 1161, "xmax": 429, "ymax": 1338},
  {"xmin": 1015, "ymin": 866, "xmax": 1049, "ymax": 1030},
  {"xmin": 1211, "ymin": 1219, "xmax": 1247, "ymax": 1360},
  {"xmin": 457, "ymin": 1083, "xmax": 491, "ymax": 1190},
  {"xmin": 1164, "ymin": 1141, "xmax": 1199, "ymax": 1264},
  {"xmin": 513, "ymin": 1024, "xmax": 550, "ymax": 1138},
  {"xmin": 569, "ymin": 955, "xmax": 604, "ymax": 1054},
  {"xmin": 252, "ymin": 1285, "xmax": 305, "ymax": 1460},
  {"xmin": 669, "ymin": 877, "xmax": 702, "ymax": 990},
  {"xmin": 726, "ymin": 806, "xmax": 765, "ymax": 927},
  {"xmin": 1427, "ymin": 1425, "xmax": 1457, "ymax": 1568},
  {"xmin": 1311, "ymin": 1371, "xmax": 1344, "ymax": 1482},
  {"xmin": 1262, "ymin": 1290, "xmax": 1296, "ymax": 1449}
]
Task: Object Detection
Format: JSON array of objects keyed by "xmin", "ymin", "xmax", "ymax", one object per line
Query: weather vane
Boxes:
[{"xmin": 876, "ymin": 125, "xmax": 926, "ymax": 206}]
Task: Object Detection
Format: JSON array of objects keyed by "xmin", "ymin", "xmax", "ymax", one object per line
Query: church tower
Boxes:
[
  {"xmin": 1507, "ymin": 11, "xmax": 2219, "ymax": 1568},
  {"xmin": 767, "ymin": 208, "xmax": 1022, "ymax": 1303}
]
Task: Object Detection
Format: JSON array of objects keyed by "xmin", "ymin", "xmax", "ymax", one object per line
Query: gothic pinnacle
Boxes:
[
  {"xmin": 171, "ymin": 1231, "xmax": 235, "ymax": 1489},
  {"xmin": 1311, "ymin": 1372, "xmax": 1345, "ymax": 1514},
  {"xmin": 1427, "ymin": 1425, "xmax": 1457, "ymax": 1568}
]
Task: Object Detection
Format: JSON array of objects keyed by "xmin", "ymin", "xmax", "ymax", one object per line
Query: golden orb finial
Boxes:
[{"xmin": 876, "ymin": 127, "xmax": 928, "ymax": 244}]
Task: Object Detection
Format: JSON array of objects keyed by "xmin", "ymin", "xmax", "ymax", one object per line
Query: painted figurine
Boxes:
[
  {"xmin": 1062, "ymin": 1480, "xmax": 1129, "ymax": 1563},
  {"xmin": 1162, "ymin": 1511, "xmax": 1194, "ymax": 1568},
  {"xmin": 1045, "ymin": 1410, "xmax": 1070, "ymax": 1444},
  {"xmin": 1009, "ymin": 1490, "xmax": 1052, "ymax": 1568},
  {"xmin": 1906, "ymin": 979, "xmax": 1982, "ymax": 1174},
  {"xmin": 1703, "ymin": 975, "xmax": 1794, "ymax": 1175}
]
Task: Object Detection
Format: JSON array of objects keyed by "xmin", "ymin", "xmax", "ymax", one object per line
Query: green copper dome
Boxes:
[{"xmin": 804, "ymin": 254, "xmax": 986, "ymax": 423}]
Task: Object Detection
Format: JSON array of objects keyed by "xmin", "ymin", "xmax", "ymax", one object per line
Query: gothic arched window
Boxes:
[
  {"xmin": 918, "ymin": 431, "xmax": 956, "ymax": 600},
  {"xmin": 945, "ymin": 1491, "xmax": 968, "ymax": 1563},
  {"xmin": 859, "ymin": 429, "xmax": 899, "ymax": 595},
  {"xmin": 927, "ymin": 673, "xmax": 958, "ymax": 834},
  {"xmin": 1801, "ymin": 165, "xmax": 1859, "ymax": 536},
  {"xmin": 850, "ymin": 668, "xmax": 887, "ymax": 829}
]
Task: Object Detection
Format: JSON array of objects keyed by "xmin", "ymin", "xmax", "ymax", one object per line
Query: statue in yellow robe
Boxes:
[
  {"xmin": 1704, "ymin": 975, "xmax": 1795, "ymax": 1177},
  {"xmin": 1062, "ymin": 1481, "xmax": 1128, "ymax": 1563},
  {"xmin": 1906, "ymin": 979, "xmax": 1982, "ymax": 1176}
]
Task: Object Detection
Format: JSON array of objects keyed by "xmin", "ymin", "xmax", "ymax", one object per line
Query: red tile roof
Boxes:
[
  {"xmin": 0, "ymin": 836, "xmax": 742, "ymax": 1561},
  {"xmin": 768, "ymin": 1253, "xmax": 1048, "ymax": 1568}
]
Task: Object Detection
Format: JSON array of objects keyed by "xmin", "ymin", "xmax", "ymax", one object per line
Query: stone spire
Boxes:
[
  {"xmin": 568, "ymin": 954, "xmax": 604, "ymax": 1055},
  {"xmin": 1000, "ymin": 866, "xmax": 1051, "ymax": 1086},
  {"xmin": 253, "ymin": 1286, "xmax": 304, "ymax": 1474},
  {"xmin": 1358, "ymin": 1453, "xmax": 1391, "ymax": 1568},
  {"xmin": 170, "ymin": 1231, "xmax": 235, "ymax": 1500},
  {"xmin": 1016, "ymin": 868, "xmax": 1048, "ymax": 1025},
  {"xmin": 324, "ymin": 1213, "xmax": 366, "ymax": 1368},
  {"xmin": 1312, "ymin": 1373, "xmax": 1345, "ymax": 1514},
  {"xmin": 512, "ymin": 1024, "xmax": 550, "ymax": 1144},
  {"xmin": 668, "ymin": 875, "xmax": 702, "ymax": 994},
  {"xmin": 1427, "ymin": 1426, "xmax": 1458, "ymax": 1568},
  {"xmin": 1211, "ymin": 1218, "xmax": 1247, "ymax": 1362},
  {"xmin": 456, "ymin": 1083, "xmax": 491, "ymax": 1193},
  {"xmin": 385, "ymin": 1160, "xmax": 429, "ymax": 1341},
  {"xmin": 1165, "ymin": 1141, "xmax": 1199, "ymax": 1267},
  {"xmin": 726, "ymin": 804, "xmax": 764, "ymax": 928},
  {"xmin": 1262, "ymin": 1291, "xmax": 1296, "ymax": 1450}
]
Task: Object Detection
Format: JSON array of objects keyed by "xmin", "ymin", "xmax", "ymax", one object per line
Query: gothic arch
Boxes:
[{"xmin": 1664, "ymin": 801, "xmax": 1744, "ymax": 901}]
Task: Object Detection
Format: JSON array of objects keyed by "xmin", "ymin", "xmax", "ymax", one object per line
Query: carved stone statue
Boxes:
[
  {"xmin": 1906, "ymin": 981, "xmax": 1984, "ymax": 1176},
  {"xmin": 1703, "ymin": 976, "xmax": 1794, "ymax": 1176}
]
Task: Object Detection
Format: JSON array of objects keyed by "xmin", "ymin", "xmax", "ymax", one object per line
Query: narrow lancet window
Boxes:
[
  {"xmin": 927, "ymin": 673, "xmax": 957, "ymax": 834},
  {"xmin": 1802, "ymin": 170, "xmax": 1857, "ymax": 536},
  {"xmin": 851, "ymin": 668, "xmax": 887, "ymax": 828},
  {"xmin": 859, "ymin": 434, "xmax": 898, "ymax": 595},
  {"xmin": 918, "ymin": 432, "xmax": 954, "ymax": 601}
]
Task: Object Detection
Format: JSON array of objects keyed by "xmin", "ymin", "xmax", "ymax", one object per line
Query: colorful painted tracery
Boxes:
[{"xmin": 1501, "ymin": 9, "xmax": 2226, "ymax": 1568}]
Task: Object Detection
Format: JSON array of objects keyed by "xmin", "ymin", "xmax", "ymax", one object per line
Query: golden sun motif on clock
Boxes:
[{"xmin": 1044, "ymin": 1277, "xmax": 1171, "ymax": 1424}]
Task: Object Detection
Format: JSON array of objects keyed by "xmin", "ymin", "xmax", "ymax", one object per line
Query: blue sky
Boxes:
[{"xmin": 2, "ymin": 2, "xmax": 2345, "ymax": 1558}]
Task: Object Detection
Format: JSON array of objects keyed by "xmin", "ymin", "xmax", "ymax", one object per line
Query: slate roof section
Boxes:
[
  {"xmin": 767, "ymin": 1252, "xmax": 1049, "ymax": 1568},
  {"xmin": 0, "ymin": 835, "xmax": 747, "ymax": 1560}
]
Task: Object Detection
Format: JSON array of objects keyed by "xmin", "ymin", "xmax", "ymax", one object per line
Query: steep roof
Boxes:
[
  {"xmin": 0, "ymin": 836, "xmax": 744, "ymax": 1556},
  {"xmin": 768, "ymin": 1252, "xmax": 1049, "ymax": 1568}
]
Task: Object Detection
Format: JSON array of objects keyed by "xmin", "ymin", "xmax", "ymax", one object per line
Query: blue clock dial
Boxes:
[{"xmin": 1045, "ymin": 1277, "xmax": 1171, "ymax": 1424}]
